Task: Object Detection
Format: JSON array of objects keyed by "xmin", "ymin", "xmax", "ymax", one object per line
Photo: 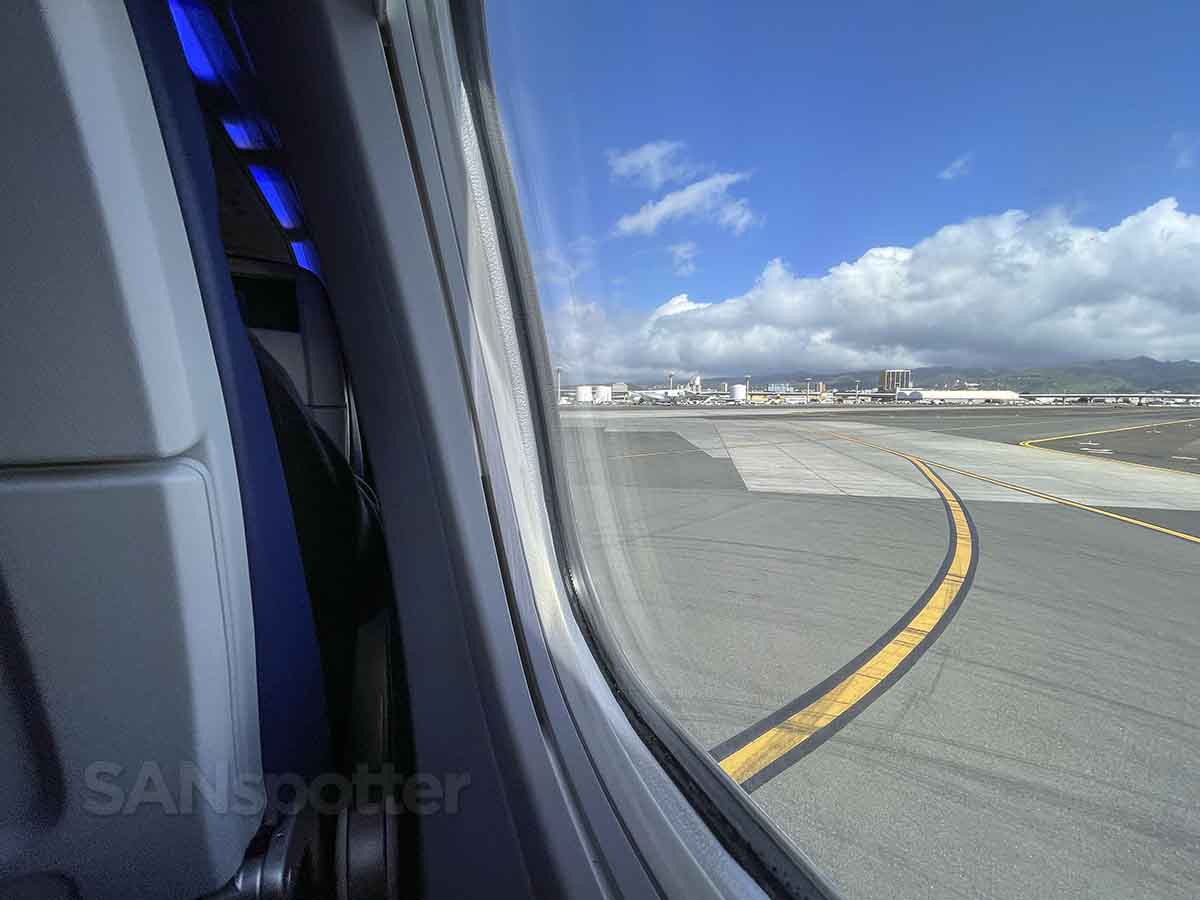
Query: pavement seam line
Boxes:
[{"xmin": 715, "ymin": 446, "xmax": 975, "ymax": 789}]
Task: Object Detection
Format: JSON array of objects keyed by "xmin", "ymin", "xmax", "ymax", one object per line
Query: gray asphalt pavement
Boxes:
[
  {"xmin": 1033, "ymin": 416, "xmax": 1200, "ymax": 474},
  {"xmin": 560, "ymin": 406, "xmax": 1200, "ymax": 900}
]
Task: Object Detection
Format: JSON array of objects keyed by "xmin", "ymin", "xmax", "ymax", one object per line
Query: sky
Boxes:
[{"xmin": 485, "ymin": 1, "xmax": 1200, "ymax": 382}]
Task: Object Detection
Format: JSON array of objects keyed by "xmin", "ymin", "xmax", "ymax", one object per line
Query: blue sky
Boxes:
[{"xmin": 486, "ymin": 2, "xmax": 1200, "ymax": 380}]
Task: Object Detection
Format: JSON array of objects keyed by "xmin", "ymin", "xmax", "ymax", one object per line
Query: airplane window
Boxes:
[{"xmin": 485, "ymin": 4, "xmax": 1200, "ymax": 899}]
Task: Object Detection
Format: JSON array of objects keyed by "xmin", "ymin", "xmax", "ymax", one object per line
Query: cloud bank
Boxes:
[{"xmin": 548, "ymin": 198, "xmax": 1200, "ymax": 381}]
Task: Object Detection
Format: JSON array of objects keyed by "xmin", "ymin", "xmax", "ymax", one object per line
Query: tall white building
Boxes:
[{"xmin": 879, "ymin": 369, "xmax": 913, "ymax": 391}]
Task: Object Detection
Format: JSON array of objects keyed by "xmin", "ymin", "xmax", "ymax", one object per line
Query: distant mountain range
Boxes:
[{"xmin": 696, "ymin": 357, "xmax": 1200, "ymax": 393}]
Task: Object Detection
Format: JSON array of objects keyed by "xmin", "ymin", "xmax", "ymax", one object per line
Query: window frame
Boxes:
[
  {"xmin": 423, "ymin": 0, "xmax": 842, "ymax": 896},
  {"xmin": 232, "ymin": 0, "xmax": 839, "ymax": 891}
]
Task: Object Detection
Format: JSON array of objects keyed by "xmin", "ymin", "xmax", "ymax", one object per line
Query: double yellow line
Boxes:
[
  {"xmin": 716, "ymin": 426, "xmax": 1200, "ymax": 790},
  {"xmin": 717, "ymin": 443, "xmax": 976, "ymax": 788}
]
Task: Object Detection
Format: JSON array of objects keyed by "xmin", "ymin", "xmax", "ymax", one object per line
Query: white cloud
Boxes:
[
  {"xmin": 549, "ymin": 198, "xmax": 1200, "ymax": 382},
  {"xmin": 608, "ymin": 140, "xmax": 697, "ymax": 190},
  {"xmin": 650, "ymin": 293, "xmax": 710, "ymax": 321},
  {"xmin": 938, "ymin": 153, "xmax": 973, "ymax": 181},
  {"xmin": 1170, "ymin": 132, "xmax": 1199, "ymax": 170},
  {"xmin": 668, "ymin": 241, "xmax": 698, "ymax": 275},
  {"xmin": 536, "ymin": 237, "xmax": 595, "ymax": 287},
  {"xmin": 717, "ymin": 198, "xmax": 757, "ymax": 233},
  {"xmin": 615, "ymin": 172, "xmax": 759, "ymax": 236}
]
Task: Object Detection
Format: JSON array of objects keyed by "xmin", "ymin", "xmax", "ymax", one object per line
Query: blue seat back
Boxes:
[{"xmin": 125, "ymin": 0, "xmax": 331, "ymax": 778}]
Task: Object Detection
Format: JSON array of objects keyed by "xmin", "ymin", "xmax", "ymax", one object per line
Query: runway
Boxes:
[{"xmin": 560, "ymin": 406, "xmax": 1200, "ymax": 900}]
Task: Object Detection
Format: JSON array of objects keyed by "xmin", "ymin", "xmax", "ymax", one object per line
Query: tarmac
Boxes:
[{"xmin": 560, "ymin": 405, "xmax": 1200, "ymax": 900}]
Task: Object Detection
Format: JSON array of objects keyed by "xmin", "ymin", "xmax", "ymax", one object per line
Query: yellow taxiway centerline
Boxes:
[
  {"xmin": 1018, "ymin": 416, "xmax": 1200, "ymax": 478},
  {"xmin": 841, "ymin": 431, "xmax": 1200, "ymax": 546},
  {"xmin": 718, "ymin": 451, "xmax": 974, "ymax": 785},
  {"xmin": 1018, "ymin": 415, "xmax": 1200, "ymax": 446},
  {"xmin": 719, "ymin": 426, "xmax": 1200, "ymax": 789}
]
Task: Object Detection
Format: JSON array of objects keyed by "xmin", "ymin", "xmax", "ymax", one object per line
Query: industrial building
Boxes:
[
  {"xmin": 897, "ymin": 389, "xmax": 1021, "ymax": 404},
  {"xmin": 564, "ymin": 383, "xmax": 633, "ymax": 404},
  {"xmin": 767, "ymin": 381, "xmax": 827, "ymax": 394}
]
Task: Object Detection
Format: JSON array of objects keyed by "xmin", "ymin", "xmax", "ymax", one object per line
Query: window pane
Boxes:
[{"xmin": 487, "ymin": 4, "xmax": 1200, "ymax": 899}]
